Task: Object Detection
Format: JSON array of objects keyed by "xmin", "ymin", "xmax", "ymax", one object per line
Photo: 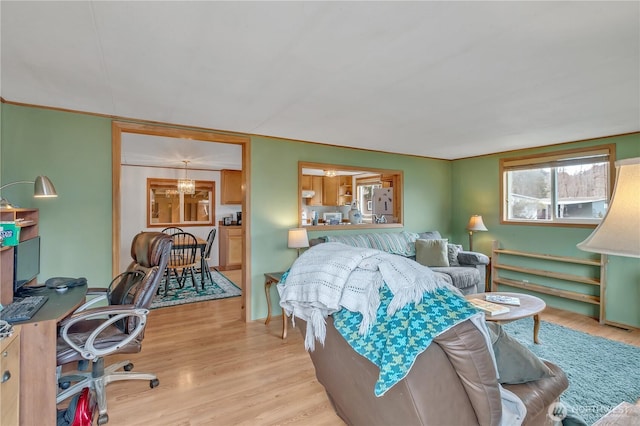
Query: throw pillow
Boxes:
[
  {"xmin": 447, "ymin": 243, "xmax": 463, "ymax": 266},
  {"xmin": 415, "ymin": 239, "xmax": 449, "ymax": 267},
  {"xmin": 486, "ymin": 322, "xmax": 554, "ymax": 384}
]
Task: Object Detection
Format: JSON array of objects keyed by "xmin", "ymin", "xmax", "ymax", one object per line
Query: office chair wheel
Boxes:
[
  {"xmin": 97, "ymin": 413, "xmax": 109, "ymax": 425},
  {"xmin": 59, "ymin": 380, "xmax": 71, "ymax": 390},
  {"xmin": 150, "ymin": 378, "xmax": 160, "ymax": 388},
  {"xmin": 124, "ymin": 362, "xmax": 134, "ymax": 371}
]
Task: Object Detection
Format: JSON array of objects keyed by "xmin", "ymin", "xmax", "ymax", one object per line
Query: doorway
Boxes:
[{"xmin": 111, "ymin": 122, "xmax": 252, "ymax": 321}]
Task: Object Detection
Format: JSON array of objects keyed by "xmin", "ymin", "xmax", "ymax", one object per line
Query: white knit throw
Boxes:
[{"xmin": 277, "ymin": 242, "xmax": 452, "ymax": 350}]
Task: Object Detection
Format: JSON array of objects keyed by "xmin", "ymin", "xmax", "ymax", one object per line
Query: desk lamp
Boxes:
[
  {"xmin": 0, "ymin": 176, "xmax": 58, "ymax": 209},
  {"xmin": 288, "ymin": 228, "xmax": 309, "ymax": 257}
]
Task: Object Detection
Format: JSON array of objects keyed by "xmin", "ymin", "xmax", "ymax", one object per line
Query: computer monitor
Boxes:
[{"xmin": 13, "ymin": 236, "xmax": 40, "ymax": 295}]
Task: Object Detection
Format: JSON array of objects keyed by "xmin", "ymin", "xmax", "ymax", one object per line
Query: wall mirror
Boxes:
[
  {"xmin": 299, "ymin": 162, "xmax": 403, "ymax": 230},
  {"xmin": 147, "ymin": 178, "xmax": 215, "ymax": 227}
]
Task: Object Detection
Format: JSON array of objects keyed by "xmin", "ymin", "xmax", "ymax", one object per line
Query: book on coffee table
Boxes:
[
  {"xmin": 485, "ymin": 294, "xmax": 521, "ymax": 306},
  {"xmin": 468, "ymin": 298, "xmax": 510, "ymax": 316}
]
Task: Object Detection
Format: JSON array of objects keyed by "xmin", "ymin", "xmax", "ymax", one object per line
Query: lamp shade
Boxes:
[
  {"xmin": 466, "ymin": 215, "xmax": 488, "ymax": 232},
  {"xmin": 577, "ymin": 157, "xmax": 640, "ymax": 258},
  {"xmin": 288, "ymin": 228, "xmax": 309, "ymax": 249},
  {"xmin": 33, "ymin": 176, "xmax": 58, "ymax": 198}
]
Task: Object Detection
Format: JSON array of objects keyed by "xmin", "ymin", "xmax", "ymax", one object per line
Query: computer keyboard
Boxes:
[{"xmin": 0, "ymin": 295, "xmax": 49, "ymax": 323}]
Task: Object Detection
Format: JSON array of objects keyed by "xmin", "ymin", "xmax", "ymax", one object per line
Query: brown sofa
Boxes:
[{"xmin": 300, "ymin": 316, "xmax": 568, "ymax": 426}]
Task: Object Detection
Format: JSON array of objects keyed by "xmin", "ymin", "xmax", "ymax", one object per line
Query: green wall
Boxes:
[
  {"xmin": 2, "ymin": 103, "xmax": 638, "ymax": 327},
  {"xmin": 1, "ymin": 105, "xmax": 113, "ymax": 286},
  {"xmin": 250, "ymin": 136, "xmax": 452, "ymax": 319},
  {"xmin": 451, "ymin": 134, "xmax": 640, "ymax": 327}
]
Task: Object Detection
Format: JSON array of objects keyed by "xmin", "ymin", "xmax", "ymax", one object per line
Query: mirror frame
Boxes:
[{"xmin": 298, "ymin": 161, "xmax": 403, "ymax": 230}]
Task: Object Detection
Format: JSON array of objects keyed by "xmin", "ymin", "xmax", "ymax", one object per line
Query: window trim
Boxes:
[{"xmin": 499, "ymin": 144, "xmax": 616, "ymax": 228}]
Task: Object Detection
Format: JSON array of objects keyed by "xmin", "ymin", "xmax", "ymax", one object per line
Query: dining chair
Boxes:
[
  {"xmin": 161, "ymin": 226, "xmax": 184, "ymax": 235},
  {"xmin": 163, "ymin": 232, "xmax": 200, "ymax": 296},
  {"xmin": 197, "ymin": 228, "xmax": 217, "ymax": 285}
]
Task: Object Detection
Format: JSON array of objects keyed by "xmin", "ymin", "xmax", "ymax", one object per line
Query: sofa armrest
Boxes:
[{"xmin": 458, "ymin": 251, "xmax": 490, "ymax": 266}]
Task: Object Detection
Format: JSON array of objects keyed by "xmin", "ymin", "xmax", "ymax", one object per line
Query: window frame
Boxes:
[
  {"xmin": 147, "ymin": 178, "xmax": 215, "ymax": 227},
  {"xmin": 500, "ymin": 144, "xmax": 616, "ymax": 228}
]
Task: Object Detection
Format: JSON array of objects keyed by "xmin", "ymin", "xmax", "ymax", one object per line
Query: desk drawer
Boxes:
[{"xmin": 1, "ymin": 326, "xmax": 21, "ymax": 425}]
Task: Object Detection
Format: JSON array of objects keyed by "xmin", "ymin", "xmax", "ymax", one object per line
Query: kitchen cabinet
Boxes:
[
  {"xmin": 221, "ymin": 169, "xmax": 242, "ymax": 205},
  {"xmin": 307, "ymin": 176, "xmax": 324, "ymax": 206},
  {"xmin": 218, "ymin": 222, "xmax": 242, "ymax": 270},
  {"xmin": 322, "ymin": 176, "xmax": 352, "ymax": 206}
]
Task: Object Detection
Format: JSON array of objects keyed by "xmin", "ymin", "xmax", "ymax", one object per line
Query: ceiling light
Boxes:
[{"xmin": 178, "ymin": 160, "xmax": 195, "ymax": 195}]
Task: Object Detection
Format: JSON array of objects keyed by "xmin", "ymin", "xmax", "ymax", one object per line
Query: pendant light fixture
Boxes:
[{"xmin": 177, "ymin": 160, "xmax": 195, "ymax": 194}]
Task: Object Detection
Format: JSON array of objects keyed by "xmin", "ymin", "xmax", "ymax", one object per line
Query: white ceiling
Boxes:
[{"xmin": 1, "ymin": 1, "xmax": 638, "ymax": 162}]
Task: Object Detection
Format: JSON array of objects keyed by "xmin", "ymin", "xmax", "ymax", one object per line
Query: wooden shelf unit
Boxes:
[
  {"xmin": 0, "ymin": 209, "xmax": 39, "ymax": 305},
  {"xmin": 491, "ymin": 241, "xmax": 607, "ymax": 324}
]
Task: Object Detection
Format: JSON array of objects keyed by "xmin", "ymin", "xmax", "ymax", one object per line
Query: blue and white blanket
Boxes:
[{"xmin": 333, "ymin": 283, "xmax": 478, "ymax": 396}]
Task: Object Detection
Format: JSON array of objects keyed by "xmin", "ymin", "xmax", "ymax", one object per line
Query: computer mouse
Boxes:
[{"xmin": 55, "ymin": 284, "xmax": 68, "ymax": 293}]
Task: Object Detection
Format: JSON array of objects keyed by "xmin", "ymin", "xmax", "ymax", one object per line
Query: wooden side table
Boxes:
[{"xmin": 264, "ymin": 272, "xmax": 288, "ymax": 339}]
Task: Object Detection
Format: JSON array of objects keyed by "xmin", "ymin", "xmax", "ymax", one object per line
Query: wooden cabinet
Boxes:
[
  {"xmin": 338, "ymin": 176, "xmax": 353, "ymax": 206},
  {"xmin": 322, "ymin": 176, "xmax": 340, "ymax": 206},
  {"xmin": 307, "ymin": 176, "xmax": 324, "ymax": 206},
  {"xmin": 221, "ymin": 169, "xmax": 242, "ymax": 205},
  {"xmin": 0, "ymin": 209, "xmax": 39, "ymax": 305},
  {"xmin": 1, "ymin": 325, "xmax": 21, "ymax": 426},
  {"xmin": 218, "ymin": 223, "xmax": 242, "ymax": 270},
  {"xmin": 321, "ymin": 176, "xmax": 352, "ymax": 206}
]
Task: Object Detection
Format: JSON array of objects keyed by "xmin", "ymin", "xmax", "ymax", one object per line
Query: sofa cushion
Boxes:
[
  {"xmin": 418, "ymin": 231, "xmax": 442, "ymax": 240},
  {"xmin": 448, "ymin": 243, "xmax": 463, "ymax": 266},
  {"xmin": 486, "ymin": 322, "xmax": 554, "ymax": 384},
  {"xmin": 431, "ymin": 266, "xmax": 480, "ymax": 290},
  {"xmin": 325, "ymin": 234, "xmax": 373, "ymax": 249},
  {"xmin": 366, "ymin": 231, "xmax": 419, "ymax": 257},
  {"xmin": 415, "ymin": 239, "xmax": 449, "ymax": 267}
]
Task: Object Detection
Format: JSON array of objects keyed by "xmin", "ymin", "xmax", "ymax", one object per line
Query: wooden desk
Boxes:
[
  {"xmin": 13, "ymin": 285, "xmax": 87, "ymax": 426},
  {"xmin": 264, "ymin": 272, "xmax": 287, "ymax": 339}
]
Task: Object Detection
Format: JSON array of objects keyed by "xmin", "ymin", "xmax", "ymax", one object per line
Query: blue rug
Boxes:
[
  {"xmin": 503, "ymin": 318, "xmax": 640, "ymax": 425},
  {"xmin": 151, "ymin": 269, "xmax": 241, "ymax": 309}
]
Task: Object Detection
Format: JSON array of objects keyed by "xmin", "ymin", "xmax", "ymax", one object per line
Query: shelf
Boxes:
[{"xmin": 491, "ymin": 241, "xmax": 606, "ymax": 324}]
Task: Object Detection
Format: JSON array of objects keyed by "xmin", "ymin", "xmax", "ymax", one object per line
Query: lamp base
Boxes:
[{"xmin": 0, "ymin": 198, "xmax": 19, "ymax": 209}]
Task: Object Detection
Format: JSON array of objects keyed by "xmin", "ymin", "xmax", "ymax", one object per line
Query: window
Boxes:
[
  {"xmin": 147, "ymin": 178, "xmax": 215, "ymax": 227},
  {"xmin": 501, "ymin": 145, "xmax": 615, "ymax": 226}
]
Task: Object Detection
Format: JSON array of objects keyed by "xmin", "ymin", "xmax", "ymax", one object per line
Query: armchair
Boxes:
[{"xmin": 56, "ymin": 232, "xmax": 172, "ymax": 425}]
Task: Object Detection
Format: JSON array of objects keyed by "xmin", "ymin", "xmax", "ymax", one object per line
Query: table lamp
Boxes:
[
  {"xmin": 288, "ymin": 228, "xmax": 309, "ymax": 257},
  {"xmin": 577, "ymin": 157, "xmax": 640, "ymax": 257},
  {"xmin": 466, "ymin": 215, "xmax": 488, "ymax": 252}
]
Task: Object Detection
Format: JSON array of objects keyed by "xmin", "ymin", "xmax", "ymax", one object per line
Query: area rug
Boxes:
[
  {"xmin": 151, "ymin": 269, "xmax": 241, "ymax": 309},
  {"xmin": 503, "ymin": 318, "xmax": 640, "ymax": 425}
]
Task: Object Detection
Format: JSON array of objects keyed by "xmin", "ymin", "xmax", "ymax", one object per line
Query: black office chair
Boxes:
[
  {"xmin": 56, "ymin": 232, "xmax": 172, "ymax": 425},
  {"xmin": 163, "ymin": 231, "xmax": 200, "ymax": 295},
  {"xmin": 197, "ymin": 228, "xmax": 217, "ymax": 284}
]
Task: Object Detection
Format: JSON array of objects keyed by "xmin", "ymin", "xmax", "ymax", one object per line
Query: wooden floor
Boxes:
[{"xmin": 98, "ymin": 271, "xmax": 639, "ymax": 425}]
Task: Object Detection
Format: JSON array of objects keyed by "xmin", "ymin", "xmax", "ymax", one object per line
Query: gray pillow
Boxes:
[
  {"xmin": 415, "ymin": 239, "xmax": 449, "ymax": 267},
  {"xmin": 486, "ymin": 322, "xmax": 554, "ymax": 384},
  {"xmin": 447, "ymin": 243, "xmax": 463, "ymax": 266}
]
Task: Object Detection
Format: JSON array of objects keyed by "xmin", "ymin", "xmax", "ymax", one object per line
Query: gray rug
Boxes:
[
  {"xmin": 151, "ymin": 269, "xmax": 241, "ymax": 309},
  {"xmin": 503, "ymin": 318, "xmax": 640, "ymax": 425}
]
